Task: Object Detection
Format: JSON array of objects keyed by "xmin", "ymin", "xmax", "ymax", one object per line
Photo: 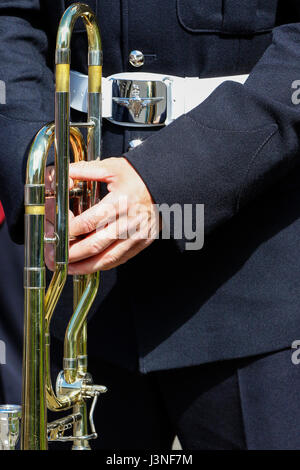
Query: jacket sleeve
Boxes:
[
  {"xmin": 125, "ymin": 23, "xmax": 300, "ymax": 251},
  {"xmin": 0, "ymin": 0, "xmax": 54, "ymax": 243}
]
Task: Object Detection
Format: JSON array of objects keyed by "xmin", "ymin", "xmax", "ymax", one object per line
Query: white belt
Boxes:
[{"xmin": 70, "ymin": 70, "xmax": 248, "ymax": 127}]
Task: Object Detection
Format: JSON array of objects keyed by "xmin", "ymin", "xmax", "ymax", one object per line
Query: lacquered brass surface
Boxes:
[
  {"xmin": 110, "ymin": 78, "xmax": 167, "ymax": 125},
  {"xmin": 14, "ymin": 3, "xmax": 106, "ymax": 450},
  {"xmin": 0, "ymin": 405, "xmax": 22, "ymax": 450}
]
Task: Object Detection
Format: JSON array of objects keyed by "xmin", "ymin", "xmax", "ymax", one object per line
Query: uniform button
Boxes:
[
  {"xmin": 129, "ymin": 50, "xmax": 144, "ymax": 68},
  {"xmin": 128, "ymin": 139, "xmax": 143, "ymax": 151}
]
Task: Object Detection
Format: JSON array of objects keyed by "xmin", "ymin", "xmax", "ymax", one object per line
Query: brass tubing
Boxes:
[
  {"xmin": 22, "ymin": 3, "xmax": 103, "ymax": 449},
  {"xmin": 73, "ymin": 275, "xmax": 88, "ymax": 378},
  {"xmin": 55, "ymin": 91, "xmax": 69, "ymax": 267},
  {"xmin": 22, "ymin": 123, "xmax": 77, "ymax": 441},
  {"xmin": 55, "ymin": 3, "xmax": 102, "ymax": 68},
  {"xmin": 23, "ymin": 123, "xmax": 91, "ymax": 420},
  {"xmin": 72, "ymin": 276, "xmax": 90, "ymax": 450},
  {"xmin": 72, "ymin": 402, "xmax": 90, "ymax": 450},
  {"xmin": 44, "ymin": 128, "xmax": 88, "ymax": 412},
  {"xmin": 22, "ymin": 124, "xmax": 55, "ymax": 450},
  {"xmin": 71, "ymin": 131, "xmax": 89, "ymax": 450},
  {"xmin": 64, "ymin": 272, "xmax": 100, "ymax": 384},
  {"xmin": 45, "ymin": 266, "xmax": 71, "ymax": 413},
  {"xmin": 44, "ymin": 126, "xmax": 86, "ymax": 326},
  {"xmin": 45, "ymin": 266, "xmax": 67, "ymax": 326},
  {"xmin": 55, "ymin": 3, "xmax": 102, "ymax": 386}
]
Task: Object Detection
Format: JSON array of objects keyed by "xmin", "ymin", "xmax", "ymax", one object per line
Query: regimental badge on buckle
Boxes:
[{"xmin": 110, "ymin": 79, "xmax": 167, "ymax": 126}]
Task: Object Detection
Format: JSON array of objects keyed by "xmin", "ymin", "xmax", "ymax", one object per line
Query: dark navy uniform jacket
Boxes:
[{"xmin": 1, "ymin": 0, "xmax": 300, "ymax": 373}]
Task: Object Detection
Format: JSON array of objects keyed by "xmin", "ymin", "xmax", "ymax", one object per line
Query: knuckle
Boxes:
[
  {"xmin": 118, "ymin": 255, "xmax": 129, "ymax": 267},
  {"xmin": 101, "ymin": 253, "xmax": 118, "ymax": 270},
  {"xmin": 89, "ymin": 239, "xmax": 103, "ymax": 256},
  {"xmin": 143, "ymin": 239, "xmax": 153, "ymax": 250},
  {"xmin": 81, "ymin": 215, "xmax": 96, "ymax": 234}
]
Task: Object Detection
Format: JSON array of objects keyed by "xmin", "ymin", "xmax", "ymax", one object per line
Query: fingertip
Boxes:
[
  {"xmin": 68, "ymin": 263, "xmax": 84, "ymax": 276},
  {"xmin": 69, "ymin": 160, "xmax": 110, "ymax": 181}
]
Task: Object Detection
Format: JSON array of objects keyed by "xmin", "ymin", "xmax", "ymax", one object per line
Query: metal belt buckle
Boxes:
[{"xmin": 107, "ymin": 74, "xmax": 169, "ymax": 127}]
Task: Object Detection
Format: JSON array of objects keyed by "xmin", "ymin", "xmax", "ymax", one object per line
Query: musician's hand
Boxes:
[{"xmin": 67, "ymin": 157, "xmax": 160, "ymax": 274}]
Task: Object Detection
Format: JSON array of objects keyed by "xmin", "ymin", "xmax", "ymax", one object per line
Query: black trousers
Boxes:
[
  {"xmin": 1, "ymin": 326, "xmax": 300, "ymax": 450},
  {"xmin": 49, "ymin": 344, "xmax": 300, "ymax": 450},
  {"xmin": 0, "ymin": 223, "xmax": 23, "ymax": 405}
]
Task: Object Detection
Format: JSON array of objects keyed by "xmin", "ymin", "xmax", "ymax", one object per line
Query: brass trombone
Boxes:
[{"xmin": 0, "ymin": 3, "xmax": 107, "ymax": 450}]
